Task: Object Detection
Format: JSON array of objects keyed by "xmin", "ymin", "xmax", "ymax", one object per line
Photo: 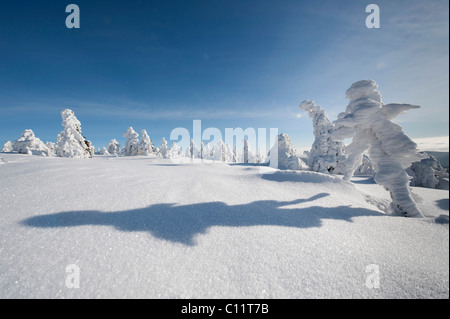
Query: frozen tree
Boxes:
[
  {"xmin": 1, "ymin": 141, "xmax": 13, "ymax": 153},
  {"xmin": 9, "ymin": 129, "xmax": 50, "ymax": 156},
  {"xmin": 242, "ymin": 139, "xmax": 257, "ymax": 163},
  {"xmin": 122, "ymin": 127, "xmax": 139, "ymax": 156},
  {"xmin": 45, "ymin": 142, "xmax": 56, "ymax": 156},
  {"xmin": 333, "ymin": 80, "xmax": 426, "ymax": 217},
  {"xmin": 407, "ymin": 153, "xmax": 449, "ymax": 190},
  {"xmin": 138, "ymin": 129, "xmax": 154, "ymax": 156},
  {"xmin": 200, "ymin": 142, "xmax": 205, "ymax": 159},
  {"xmin": 159, "ymin": 137, "xmax": 169, "ymax": 159},
  {"xmin": 269, "ymin": 133, "xmax": 306, "ymax": 170},
  {"xmin": 300, "ymin": 100, "xmax": 346, "ymax": 174},
  {"xmin": 170, "ymin": 142, "xmax": 184, "ymax": 159},
  {"xmin": 203, "ymin": 143, "xmax": 212, "ymax": 160},
  {"xmin": 100, "ymin": 147, "xmax": 110, "ymax": 155},
  {"xmin": 108, "ymin": 139, "xmax": 120, "ymax": 156},
  {"xmin": 56, "ymin": 109, "xmax": 92, "ymax": 158},
  {"xmin": 186, "ymin": 139, "xmax": 200, "ymax": 159},
  {"xmin": 354, "ymin": 154, "xmax": 375, "ymax": 176}
]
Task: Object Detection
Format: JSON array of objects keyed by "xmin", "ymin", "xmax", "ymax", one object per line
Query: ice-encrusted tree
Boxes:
[
  {"xmin": 122, "ymin": 127, "xmax": 139, "ymax": 156},
  {"xmin": 407, "ymin": 153, "xmax": 449, "ymax": 190},
  {"xmin": 56, "ymin": 109, "xmax": 92, "ymax": 158},
  {"xmin": 45, "ymin": 142, "xmax": 56, "ymax": 156},
  {"xmin": 1, "ymin": 141, "xmax": 13, "ymax": 153},
  {"xmin": 159, "ymin": 137, "xmax": 169, "ymax": 159},
  {"xmin": 333, "ymin": 80, "xmax": 426, "ymax": 217},
  {"xmin": 354, "ymin": 154, "xmax": 375, "ymax": 176},
  {"xmin": 300, "ymin": 100, "xmax": 346, "ymax": 174},
  {"xmin": 138, "ymin": 129, "xmax": 154, "ymax": 156},
  {"xmin": 107, "ymin": 139, "xmax": 120, "ymax": 156},
  {"xmin": 10, "ymin": 129, "xmax": 50, "ymax": 156},
  {"xmin": 170, "ymin": 142, "xmax": 184, "ymax": 159},
  {"xmin": 186, "ymin": 139, "xmax": 200, "ymax": 159},
  {"xmin": 269, "ymin": 133, "xmax": 306, "ymax": 170}
]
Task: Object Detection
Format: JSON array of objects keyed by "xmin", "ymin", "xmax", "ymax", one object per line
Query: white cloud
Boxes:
[{"xmin": 413, "ymin": 136, "xmax": 449, "ymax": 152}]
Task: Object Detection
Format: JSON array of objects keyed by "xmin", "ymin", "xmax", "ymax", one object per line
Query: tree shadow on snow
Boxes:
[
  {"xmin": 21, "ymin": 193, "xmax": 383, "ymax": 246},
  {"xmin": 436, "ymin": 198, "xmax": 449, "ymax": 211}
]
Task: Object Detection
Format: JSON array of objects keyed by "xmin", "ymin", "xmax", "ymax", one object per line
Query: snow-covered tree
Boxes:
[
  {"xmin": 45, "ymin": 142, "xmax": 56, "ymax": 156},
  {"xmin": 354, "ymin": 154, "xmax": 375, "ymax": 176},
  {"xmin": 138, "ymin": 129, "xmax": 154, "ymax": 156},
  {"xmin": 242, "ymin": 139, "xmax": 257, "ymax": 163},
  {"xmin": 407, "ymin": 153, "xmax": 449, "ymax": 190},
  {"xmin": 170, "ymin": 142, "xmax": 184, "ymax": 159},
  {"xmin": 333, "ymin": 80, "xmax": 427, "ymax": 217},
  {"xmin": 300, "ymin": 100, "xmax": 346, "ymax": 174},
  {"xmin": 186, "ymin": 139, "xmax": 200, "ymax": 159},
  {"xmin": 56, "ymin": 109, "xmax": 92, "ymax": 158},
  {"xmin": 108, "ymin": 139, "xmax": 120, "ymax": 156},
  {"xmin": 122, "ymin": 127, "xmax": 139, "ymax": 156},
  {"xmin": 159, "ymin": 137, "xmax": 169, "ymax": 159},
  {"xmin": 10, "ymin": 129, "xmax": 50, "ymax": 156},
  {"xmin": 269, "ymin": 133, "xmax": 306, "ymax": 170},
  {"xmin": 1, "ymin": 141, "xmax": 13, "ymax": 153},
  {"xmin": 203, "ymin": 143, "xmax": 212, "ymax": 160}
]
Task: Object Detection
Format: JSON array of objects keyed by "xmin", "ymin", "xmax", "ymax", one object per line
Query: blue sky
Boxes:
[{"xmin": 0, "ymin": 0, "xmax": 448, "ymax": 151}]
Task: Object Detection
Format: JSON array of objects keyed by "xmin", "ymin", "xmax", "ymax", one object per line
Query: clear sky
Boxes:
[{"xmin": 0, "ymin": 0, "xmax": 448, "ymax": 151}]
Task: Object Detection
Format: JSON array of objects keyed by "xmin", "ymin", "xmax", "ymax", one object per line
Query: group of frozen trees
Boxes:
[
  {"xmin": 1, "ymin": 109, "xmax": 93, "ymax": 158},
  {"xmin": 300, "ymin": 79, "xmax": 450, "ymax": 217}
]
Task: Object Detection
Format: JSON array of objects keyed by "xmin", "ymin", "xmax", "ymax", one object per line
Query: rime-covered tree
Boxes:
[
  {"xmin": 354, "ymin": 154, "xmax": 375, "ymax": 176},
  {"xmin": 138, "ymin": 129, "xmax": 154, "ymax": 156},
  {"xmin": 269, "ymin": 133, "xmax": 306, "ymax": 170},
  {"xmin": 170, "ymin": 142, "xmax": 184, "ymax": 159},
  {"xmin": 9, "ymin": 129, "xmax": 50, "ymax": 156},
  {"xmin": 186, "ymin": 139, "xmax": 200, "ymax": 159},
  {"xmin": 1, "ymin": 141, "xmax": 13, "ymax": 153},
  {"xmin": 108, "ymin": 139, "xmax": 120, "ymax": 156},
  {"xmin": 122, "ymin": 127, "xmax": 139, "ymax": 156},
  {"xmin": 45, "ymin": 142, "xmax": 56, "ymax": 156},
  {"xmin": 159, "ymin": 137, "xmax": 169, "ymax": 159},
  {"xmin": 333, "ymin": 80, "xmax": 426, "ymax": 217},
  {"xmin": 56, "ymin": 109, "xmax": 92, "ymax": 158},
  {"xmin": 407, "ymin": 153, "xmax": 449, "ymax": 190},
  {"xmin": 300, "ymin": 100, "xmax": 346, "ymax": 174}
]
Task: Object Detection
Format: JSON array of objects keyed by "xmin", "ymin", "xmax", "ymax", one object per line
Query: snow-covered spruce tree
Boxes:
[
  {"xmin": 1, "ymin": 141, "xmax": 13, "ymax": 153},
  {"xmin": 333, "ymin": 80, "xmax": 427, "ymax": 217},
  {"xmin": 56, "ymin": 109, "xmax": 92, "ymax": 158},
  {"xmin": 159, "ymin": 137, "xmax": 169, "ymax": 159},
  {"xmin": 170, "ymin": 142, "xmax": 184, "ymax": 159},
  {"xmin": 407, "ymin": 153, "xmax": 449, "ymax": 190},
  {"xmin": 107, "ymin": 138, "xmax": 120, "ymax": 156},
  {"xmin": 186, "ymin": 139, "xmax": 200, "ymax": 159},
  {"xmin": 269, "ymin": 133, "xmax": 306, "ymax": 170},
  {"xmin": 354, "ymin": 154, "xmax": 375, "ymax": 176},
  {"xmin": 45, "ymin": 141, "xmax": 56, "ymax": 156},
  {"xmin": 138, "ymin": 129, "xmax": 154, "ymax": 156},
  {"xmin": 122, "ymin": 127, "xmax": 139, "ymax": 156},
  {"xmin": 242, "ymin": 139, "xmax": 256, "ymax": 163},
  {"xmin": 300, "ymin": 100, "xmax": 346, "ymax": 174},
  {"xmin": 10, "ymin": 129, "xmax": 50, "ymax": 156}
]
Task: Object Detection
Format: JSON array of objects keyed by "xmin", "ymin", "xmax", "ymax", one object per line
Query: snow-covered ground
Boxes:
[{"xmin": 0, "ymin": 154, "xmax": 448, "ymax": 298}]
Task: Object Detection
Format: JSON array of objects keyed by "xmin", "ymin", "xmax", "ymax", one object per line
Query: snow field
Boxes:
[{"xmin": 0, "ymin": 154, "xmax": 448, "ymax": 298}]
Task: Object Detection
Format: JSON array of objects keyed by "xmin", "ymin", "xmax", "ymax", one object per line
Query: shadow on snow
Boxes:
[{"xmin": 21, "ymin": 193, "xmax": 383, "ymax": 246}]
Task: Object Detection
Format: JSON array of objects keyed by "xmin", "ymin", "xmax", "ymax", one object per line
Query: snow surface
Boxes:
[{"xmin": 0, "ymin": 154, "xmax": 448, "ymax": 298}]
